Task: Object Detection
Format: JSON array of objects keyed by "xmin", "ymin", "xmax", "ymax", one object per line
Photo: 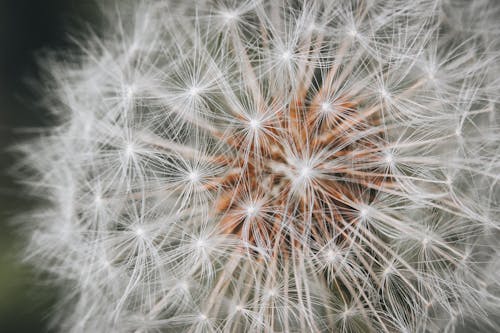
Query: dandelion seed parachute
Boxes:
[{"xmin": 16, "ymin": 0, "xmax": 500, "ymax": 332}]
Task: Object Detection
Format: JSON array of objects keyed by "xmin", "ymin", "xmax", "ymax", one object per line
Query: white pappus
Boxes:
[{"xmin": 15, "ymin": 0, "xmax": 500, "ymax": 332}]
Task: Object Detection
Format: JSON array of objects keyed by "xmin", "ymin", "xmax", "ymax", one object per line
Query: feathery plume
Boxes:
[{"xmin": 15, "ymin": 0, "xmax": 500, "ymax": 332}]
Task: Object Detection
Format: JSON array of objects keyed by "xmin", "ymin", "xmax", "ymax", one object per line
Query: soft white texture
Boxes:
[{"xmin": 17, "ymin": 0, "xmax": 500, "ymax": 332}]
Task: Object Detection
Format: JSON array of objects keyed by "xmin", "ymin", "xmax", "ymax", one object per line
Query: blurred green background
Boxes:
[{"xmin": 0, "ymin": 1, "xmax": 99, "ymax": 331}]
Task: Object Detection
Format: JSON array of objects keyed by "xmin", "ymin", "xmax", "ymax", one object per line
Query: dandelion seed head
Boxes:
[
  {"xmin": 359, "ymin": 206, "xmax": 370, "ymax": 219},
  {"xmin": 245, "ymin": 204, "xmax": 257, "ymax": 217},
  {"xmin": 380, "ymin": 88, "xmax": 391, "ymax": 101},
  {"xmin": 325, "ymin": 249, "xmax": 339, "ymax": 263},
  {"xmin": 16, "ymin": 0, "xmax": 500, "ymax": 332},
  {"xmin": 320, "ymin": 102, "xmax": 332, "ymax": 113},
  {"xmin": 384, "ymin": 151, "xmax": 395, "ymax": 166},
  {"xmin": 135, "ymin": 227, "xmax": 145, "ymax": 238},
  {"xmin": 124, "ymin": 84, "xmax": 135, "ymax": 101},
  {"xmin": 422, "ymin": 235, "xmax": 431, "ymax": 247},
  {"xmin": 188, "ymin": 85, "xmax": 201, "ymax": 97},
  {"xmin": 195, "ymin": 238, "xmax": 206, "ymax": 249},
  {"xmin": 342, "ymin": 306, "xmax": 354, "ymax": 318},
  {"xmin": 298, "ymin": 164, "xmax": 312, "ymax": 179},
  {"xmin": 281, "ymin": 50, "xmax": 292, "ymax": 61},
  {"xmin": 187, "ymin": 170, "xmax": 200, "ymax": 183},
  {"xmin": 248, "ymin": 117, "xmax": 261, "ymax": 130},
  {"xmin": 299, "ymin": 165, "xmax": 311, "ymax": 177},
  {"xmin": 266, "ymin": 288, "xmax": 277, "ymax": 298},
  {"xmin": 125, "ymin": 143, "xmax": 135, "ymax": 157},
  {"xmin": 383, "ymin": 264, "xmax": 394, "ymax": 277},
  {"xmin": 221, "ymin": 10, "xmax": 238, "ymax": 23}
]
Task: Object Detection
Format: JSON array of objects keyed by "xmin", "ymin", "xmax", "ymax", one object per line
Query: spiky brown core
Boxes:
[{"xmin": 214, "ymin": 93, "xmax": 390, "ymax": 254}]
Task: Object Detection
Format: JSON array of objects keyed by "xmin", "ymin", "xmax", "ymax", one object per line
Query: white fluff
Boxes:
[{"xmin": 16, "ymin": 0, "xmax": 500, "ymax": 332}]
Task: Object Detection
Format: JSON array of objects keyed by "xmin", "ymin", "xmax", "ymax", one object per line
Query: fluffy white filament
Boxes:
[{"xmin": 16, "ymin": 0, "xmax": 500, "ymax": 332}]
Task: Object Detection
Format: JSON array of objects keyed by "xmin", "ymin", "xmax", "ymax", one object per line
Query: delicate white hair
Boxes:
[{"xmin": 16, "ymin": 1, "xmax": 500, "ymax": 332}]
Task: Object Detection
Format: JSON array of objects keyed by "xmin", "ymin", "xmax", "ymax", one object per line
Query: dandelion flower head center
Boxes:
[{"xmin": 214, "ymin": 90, "xmax": 389, "ymax": 253}]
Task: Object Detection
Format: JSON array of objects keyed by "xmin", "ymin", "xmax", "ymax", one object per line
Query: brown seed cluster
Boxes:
[{"xmin": 212, "ymin": 90, "xmax": 391, "ymax": 254}]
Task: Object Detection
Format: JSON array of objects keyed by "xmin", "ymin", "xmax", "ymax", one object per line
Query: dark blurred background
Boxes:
[{"xmin": 0, "ymin": 1, "xmax": 99, "ymax": 331}]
